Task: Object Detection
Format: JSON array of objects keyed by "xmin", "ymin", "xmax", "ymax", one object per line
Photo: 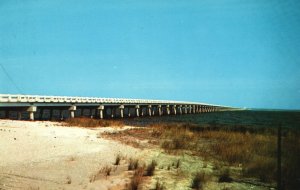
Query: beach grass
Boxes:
[
  {"xmin": 103, "ymin": 122, "xmax": 300, "ymax": 189},
  {"xmin": 65, "ymin": 117, "xmax": 124, "ymax": 127}
]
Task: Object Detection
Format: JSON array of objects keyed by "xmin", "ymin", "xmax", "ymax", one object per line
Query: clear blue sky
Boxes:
[{"xmin": 0, "ymin": 0, "xmax": 299, "ymax": 109}]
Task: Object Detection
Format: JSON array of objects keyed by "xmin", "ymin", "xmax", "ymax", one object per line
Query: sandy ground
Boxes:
[{"xmin": 0, "ymin": 120, "xmax": 139, "ymax": 190}]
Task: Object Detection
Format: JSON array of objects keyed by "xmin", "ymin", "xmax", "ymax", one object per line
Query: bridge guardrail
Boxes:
[{"xmin": 0, "ymin": 94, "xmax": 233, "ymax": 108}]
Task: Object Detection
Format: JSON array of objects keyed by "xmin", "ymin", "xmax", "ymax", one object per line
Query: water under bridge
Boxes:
[{"xmin": 0, "ymin": 94, "xmax": 236, "ymax": 120}]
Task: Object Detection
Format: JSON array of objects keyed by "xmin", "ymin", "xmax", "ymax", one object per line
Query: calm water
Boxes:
[{"xmin": 125, "ymin": 110, "xmax": 300, "ymax": 129}]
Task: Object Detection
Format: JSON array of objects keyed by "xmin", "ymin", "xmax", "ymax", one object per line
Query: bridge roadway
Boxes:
[{"xmin": 0, "ymin": 94, "xmax": 234, "ymax": 120}]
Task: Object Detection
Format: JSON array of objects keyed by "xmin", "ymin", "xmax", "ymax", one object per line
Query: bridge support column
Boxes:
[
  {"xmin": 184, "ymin": 105, "xmax": 188, "ymax": 114},
  {"xmin": 135, "ymin": 105, "xmax": 140, "ymax": 117},
  {"xmin": 69, "ymin": 105, "xmax": 76, "ymax": 118},
  {"xmin": 166, "ymin": 105, "xmax": 170, "ymax": 115},
  {"xmin": 179, "ymin": 105, "xmax": 182, "ymax": 115},
  {"xmin": 189, "ymin": 105, "xmax": 192, "ymax": 114},
  {"xmin": 172, "ymin": 105, "xmax": 177, "ymax": 115},
  {"xmin": 148, "ymin": 105, "xmax": 152, "ymax": 117},
  {"xmin": 157, "ymin": 105, "xmax": 162, "ymax": 116},
  {"xmin": 27, "ymin": 106, "xmax": 37, "ymax": 121},
  {"xmin": 97, "ymin": 105, "xmax": 105, "ymax": 119},
  {"xmin": 119, "ymin": 105, "xmax": 124, "ymax": 118},
  {"xmin": 193, "ymin": 105, "xmax": 196, "ymax": 114}
]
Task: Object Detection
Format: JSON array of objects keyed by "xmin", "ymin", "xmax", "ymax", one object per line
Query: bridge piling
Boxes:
[
  {"xmin": 166, "ymin": 105, "xmax": 170, "ymax": 115},
  {"xmin": 179, "ymin": 105, "xmax": 182, "ymax": 114},
  {"xmin": 135, "ymin": 105, "xmax": 140, "ymax": 117},
  {"xmin": 27, "ymin": 106, "xmax": 37, "ymax": 121},
  {"xmin": 119, "ymin": 105, "xmax": 124, "ymax": 118},
  {"xmin": 158, "ymin": 105, "xmax": 162, "ymax": 116},
  {"xmin": 148, "ymin": 105, "xmax": 152, "ymax": 116},
  {"xmin": 172, "ymin": 105, "xmax": 176, "ymax": 115},
  {"xmin": 69, "ymin": 106, "xmax": 76, "ymax": 118},
  {"xmin": 97, "ymin": 105, "xmax": 104, "ymax": 119}
]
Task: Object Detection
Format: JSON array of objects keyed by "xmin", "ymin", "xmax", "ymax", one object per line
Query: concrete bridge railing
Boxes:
[{"xmin": 0, "ymin": 94, "xmax": 234, "ymax": 121}]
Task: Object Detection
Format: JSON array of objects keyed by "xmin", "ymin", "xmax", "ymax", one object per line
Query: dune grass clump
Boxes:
[
  {"xmin": 159, "ymin": 125, "xmax": 192, "ymax": 152},
  {"xmin": 114, "ymin": 154, "xmax": 122, "ymax": 165},
  {"xmin": 175, "ymin": 159, "xmax": 181, "ymax": 169},
  {"xmin": 191, "ymin": 172, "xmax": 206, "ymax": 190},
  {"xmin": 218, "ymin": 168, "xmax": 233, "ymax": 183},
  {"xmin": 65, "ymin": 117, "xmax": 124, "ymax": 128},
  {"xmin": 243, "ymin": 156, "xmax": 276, "ymax": 182},
  {"xmin": 65, "ymin": 176, "xmax": 72, "ymax": 184},
  {"xmin": 127, "ymin": 167, "xmax": 144, "ymax": 190},
  {"xmin": 90, "ymin": 165, "xmax": 113, "ymax": 182},
  {"xmin": 128, "ymin": 158, "xmax": 139, "ymax": 170},
  {"xmin": 101, "ymin": 166, "xmax": 112, "ymax": 178},
  {"xmin": 154, "ymin": 180, "xmax": 165, "ymax": 190},
  {"xmin": 145, "ymin": 160, "xmax": 157, "ymax": 176}
]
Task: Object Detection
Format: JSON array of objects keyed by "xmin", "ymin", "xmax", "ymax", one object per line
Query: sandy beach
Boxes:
[{"xmin": 0, "ymin": 120, "xmax": 140, "ymax": 190}]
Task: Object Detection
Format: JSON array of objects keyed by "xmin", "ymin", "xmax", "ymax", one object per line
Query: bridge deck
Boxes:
[{"xmin": 0, "ymin": 94, "xmax": 235, "ymax": 120}]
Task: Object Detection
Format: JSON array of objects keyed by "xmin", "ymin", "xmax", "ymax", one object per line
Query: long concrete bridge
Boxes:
[{"xmin": 0, "ymin": 94, "xmax": 235, "ymax": 120}]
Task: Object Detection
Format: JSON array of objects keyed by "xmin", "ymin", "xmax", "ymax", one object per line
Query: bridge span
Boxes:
[{"xmin": 0, "ymin": 94, "xmax": 235, "ymax": 121}]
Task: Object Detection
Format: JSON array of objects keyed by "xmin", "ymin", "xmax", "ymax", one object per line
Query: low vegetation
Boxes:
[
  {"xmin": 101, "ymin": 165, "xmax": 113, "ymax": 178},
  {"xmin": 128, "ymin": 158, "xmax": 139, "ymax": 170},
  {"xmin": 65, "ymin": 117, "xmax": 124, "ymax": 128},
  {"xmin": 115, "ymin": 154, "xmax": 122, "ymax": 165},
  {"xmin": 154, "ymin": 180, "xmax": 165, "ymax": 190},
  {"xmin": 103, "ymin": 122, "xmax": 300, "ymax": 189},
  {"xmin": 126, "ymin": 167, "xmax": 144, "ymax": 190},
  {"xmin": 62, "ymin": 117, "xmax": 299, "ymax": 189},
  {"xmin": 145, "ymin": 160, "xmax": 157, "ymax": 176},
  {"xmin": 218, "ymin": 168, "xmax": 232, "ymax": 183},
  {"xmin": 90, "ymin": 165, "xmax": 113, "ymax": 182},
  {"xmin": 191, "ymin": 172, "xmax": 206, "ymax": 190}
]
